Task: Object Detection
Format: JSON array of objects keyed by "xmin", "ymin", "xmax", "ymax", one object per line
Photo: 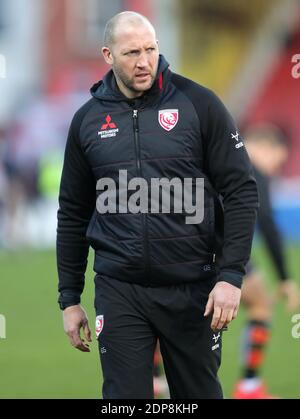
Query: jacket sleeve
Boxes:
[
  {"xmin": 202, "ymin": 90, "xmax": 259, "ymax": 288},
  {"xmin": 57, "ymin": 107, "xmax": 96, "ymax": 309}
]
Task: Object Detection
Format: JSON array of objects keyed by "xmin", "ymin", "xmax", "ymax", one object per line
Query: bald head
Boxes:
[
  {"xmin": 103, "ymin": 11, "xmax": 156, "ymax": 49},
  {"xmin": 101, "ymin": 11, "xmax": 159, "ymax": 99}
]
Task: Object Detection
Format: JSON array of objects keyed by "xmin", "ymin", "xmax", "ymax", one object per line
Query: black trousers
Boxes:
[{"xmin": 94, "ymin": 274, "xmax": 223, "ymax": 399}]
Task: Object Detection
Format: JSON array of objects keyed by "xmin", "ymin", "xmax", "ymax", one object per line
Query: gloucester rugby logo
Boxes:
[
  {"xmin": 158, "ymin": 109, "xmax": 179, "ymax": 131},
  {"xmin": 95, "ymin": 315, "xmax": 104, "ymax": 337}
]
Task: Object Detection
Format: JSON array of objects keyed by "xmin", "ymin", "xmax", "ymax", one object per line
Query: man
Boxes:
[
  {"xmin": 57, "ymin": 11, "xmax": 258, "ymax": 399},
  {"xmin": 233, "ymin": 124, "xmax": 300, "ymax": 399}
]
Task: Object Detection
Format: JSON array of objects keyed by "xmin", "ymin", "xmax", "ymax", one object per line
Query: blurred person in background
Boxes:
[
  {"xmin": 1, "ymin": 118, "xmax": 37, "ymax": 248},
  {"xmin": 1, "ymin": 95, "xmax": 82, "ymax": 249},
  {"xmin": 233, "ymin": 124, "xmax": 300, "ymax": 399}
]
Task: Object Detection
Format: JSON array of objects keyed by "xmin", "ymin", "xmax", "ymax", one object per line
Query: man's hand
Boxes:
[
  {"xmin": 204, "ymin": 281, "xmax": 241, "ymax": 331},
  {"xmin": 277, "ymin": 280, "xmax": 300, "ymax": 313},
  {"xmin": 63, "ymin": 305, "xmax": 92, "ymax": 352}
]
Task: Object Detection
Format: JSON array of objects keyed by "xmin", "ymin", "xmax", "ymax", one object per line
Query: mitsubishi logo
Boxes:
[
  {"xmin": 101, "ymin": 115, "xmax": 117, "ymax": 130},
  {"xmin": 98, "ymin": 115, "xmax": 119, "ymax": 139}
]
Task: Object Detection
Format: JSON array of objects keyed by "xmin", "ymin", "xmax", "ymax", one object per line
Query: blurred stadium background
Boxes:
[{"xmin": 0, "ymin": 0, "xmax": 300, "ymax": 399}]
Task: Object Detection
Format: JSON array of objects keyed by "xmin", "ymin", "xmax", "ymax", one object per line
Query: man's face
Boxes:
[{"xmin": 103, "ymin": 24, "xmax": 159, "ymax": 98}]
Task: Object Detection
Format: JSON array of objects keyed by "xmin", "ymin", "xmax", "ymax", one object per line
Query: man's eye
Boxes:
[{"xmin": 127, "ymin": 51, "xmax": 139, "ymax": 56}]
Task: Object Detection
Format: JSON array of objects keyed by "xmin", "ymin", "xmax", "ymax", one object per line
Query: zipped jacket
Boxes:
[{"xmin": 57, "ymin": 55, "xmax": 258, "ymax": 309}]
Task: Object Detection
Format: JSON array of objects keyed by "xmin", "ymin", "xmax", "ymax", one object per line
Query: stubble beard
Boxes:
[{"xmin": 113, "ymin": 62, "xmax": 156, "ymax": 95}]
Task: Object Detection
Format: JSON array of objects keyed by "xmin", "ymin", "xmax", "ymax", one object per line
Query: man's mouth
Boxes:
[{"xmin": 135, "ymin": 73, "xmax": 150, "ymax": 79}]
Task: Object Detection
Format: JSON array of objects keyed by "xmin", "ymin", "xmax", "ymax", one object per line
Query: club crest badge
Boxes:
[
  {"xmin": 95, "ymin": 315, "xmax": 104, "ymax": 338},
  {"xmin": 158, "ymin": 109, "xmax": 179, "ymax": 131}
]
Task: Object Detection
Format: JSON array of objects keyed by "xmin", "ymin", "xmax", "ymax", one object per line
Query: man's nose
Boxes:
[{"xmin": 136, "ymin": 53, "xmax": 148, "ymax": 68}]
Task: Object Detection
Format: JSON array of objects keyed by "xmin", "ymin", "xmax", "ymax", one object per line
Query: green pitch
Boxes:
[{"xmin": 0, "ymin": 244, "xmax": 299, "ymax": 399}]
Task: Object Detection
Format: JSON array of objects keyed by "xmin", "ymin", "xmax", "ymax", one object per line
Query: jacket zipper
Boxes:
[{"xmin": 133, "ymin": 109, "xmax": 150, "ymax": 280}]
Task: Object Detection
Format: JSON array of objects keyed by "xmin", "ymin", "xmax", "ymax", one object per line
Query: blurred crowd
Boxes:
[{"xmin": 0, "ymin": 91, "xmax": 89, "ymax": 248}]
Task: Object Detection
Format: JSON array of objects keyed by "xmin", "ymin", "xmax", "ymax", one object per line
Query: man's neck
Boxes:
[{"xmin": 114, "ymin": 76, "xmax": 144, "ymax": 99}]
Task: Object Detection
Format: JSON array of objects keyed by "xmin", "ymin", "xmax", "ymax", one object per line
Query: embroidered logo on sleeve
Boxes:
[{"xmin": 231, "ymin": 131, "xmax": 244, "ymax": 149}]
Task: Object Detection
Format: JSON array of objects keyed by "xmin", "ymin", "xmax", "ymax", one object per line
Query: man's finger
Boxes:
[
  {"xmin": 214, "ymin": 309, "xmax": 228, "ymax": 331},
  {"xmin": 204, "ymin": 295, "xmax": 214, "ymax": 317},
  {"xmin": 211, "ymin": 306, "xmax": 221, "ymax": 330},
  {"xmin": 232, "ymin": 307, "xmax": 239, "ymax": 320},
  {"xmin": 68, "ymin": 330, "xmax": 90, "ymax": 352},
  {"xmin": 75, "ymin": 341, "xmax": 90, "ymax": 352},
  {"xmin": 73, "ymin": 337, "xmax": 90, "ymax": 352},
  {"xmin": 225, "ymin": 309, "xmax": 235, "ymax": 326},
  {"xmin": 83, "ymin": 322, "xmax": 92, "ymax": 343}
]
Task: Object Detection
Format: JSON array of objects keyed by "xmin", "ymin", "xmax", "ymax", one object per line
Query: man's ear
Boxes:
[{"xmin": 102, "ymin": 47, "xmax": 113, "ymax": 65}]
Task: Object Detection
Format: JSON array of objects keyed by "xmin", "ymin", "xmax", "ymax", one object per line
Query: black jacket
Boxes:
[{"xmin": 57, "ymin": 55, "xmax": 258, "ymax": 309}]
